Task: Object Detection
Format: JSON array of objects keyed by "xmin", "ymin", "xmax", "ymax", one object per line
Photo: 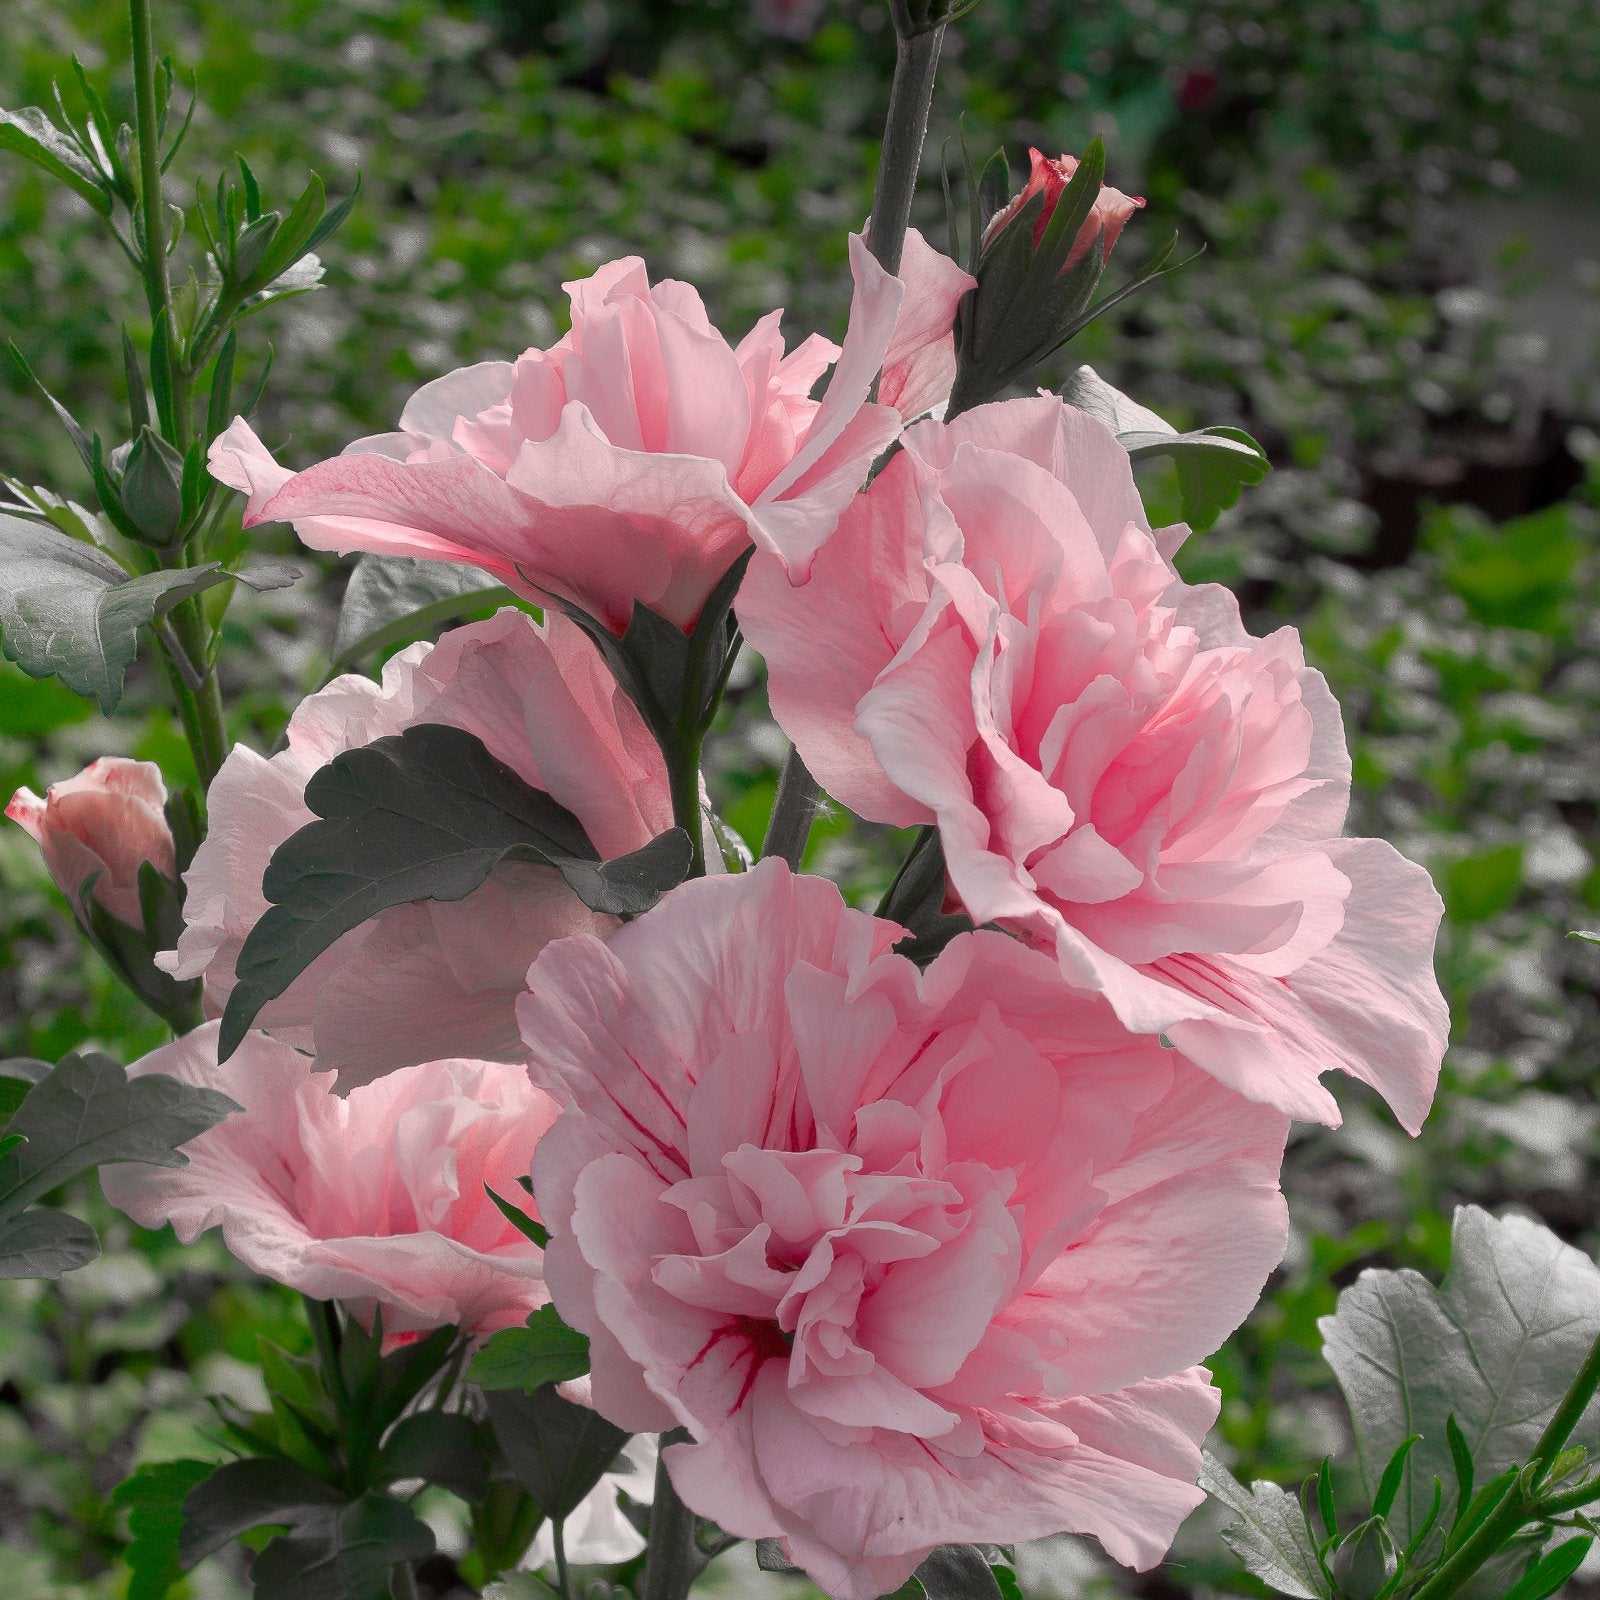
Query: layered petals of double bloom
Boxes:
[
  {"xmin": 101, "ymin": 1022, "xmax": 557, "ymax": 1338},
  {"xmin": 521, "ymin": 862, "xmax": 1290, "ymax": 1600},
  {"xmin": 739, "ymin": 396, "xmax": 1450, "ymax": 1132},
  {"xmin": 159, "ymin": 609, "xmax": 671, "ymax": 1087},
  {"xmin": 209, "ymin": 232, "xmax": 973, "ymax": 632}
]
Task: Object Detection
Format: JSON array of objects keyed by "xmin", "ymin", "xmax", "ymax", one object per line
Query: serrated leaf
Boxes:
[
  {"xmin": 178, "ymin": 1457, "xmax": 346, "ymax": 1568},
  {"xmin": 0, "ymin": 105, "xmax": 112, "ymax": 215},
  {"xmin": 0, "ymin": 515, "xmax": 295, "ymax": 709},
  {"xmin": 372, "ymin": 1411, "xmax": 492, "ymax": 1502},
  {"xmin": 1320, "ymin": 1206, "xmax": 1600, "ymax": 1548},
  {"xmin": 112, "ymin": 1458, "xmax": 216, "ymax": 1600},
  {"xmin": 248, "ymin": 1493, "xmax": 434, "ymax": 1600},
  {"xmin": 469, "ymin": 1305, "xmax": 589, "ymax": 1394},
  {"xmin": 0, "ymin": 1051, "xmax": 238, "ymax": 1223},
  {"xmin": 484, "ymin": 1385, "xmax": 629, "ymax": 1521},
  {"xmin": 330, "ymin": 554, "xmax": 517, "ymax": 667},
  {"xmin": 1060, "ymin": 366, "xmax": 1269, "ymax": 531},
  {"xmin": 1200, "ymin": 1454, "xmax": 1331, "ymax": 1598},
  {"xmin": 0, "ymin": 1206, "xmax": 99, "ymax": 1277},
  {"xmin": 218, "ymin": 722, "xmax": 692, "ymax": 1060}
]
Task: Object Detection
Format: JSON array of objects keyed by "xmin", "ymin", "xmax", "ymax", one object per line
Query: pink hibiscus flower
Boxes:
[
  {"xmin": 521, "ymin": 861, "xmax": 1289, "ymax": 1600},
  {"xmin": 738, "ymin": 395, "xmax": 1448, "ymax": 1130}
]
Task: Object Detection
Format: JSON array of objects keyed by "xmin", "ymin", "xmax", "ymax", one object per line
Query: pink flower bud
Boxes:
[
  {"xmin": 7, "ymin": 757, "xmax": 175, "ymax": 927},
  {"xmin": 984, "ymin": 148, "xmax": 1147, "ymax": 269}
]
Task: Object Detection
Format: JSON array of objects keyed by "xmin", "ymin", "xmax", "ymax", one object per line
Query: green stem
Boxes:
[
  {"xmin": 1530, "ymin": 1329, "xmax": 1600, "ymax": 1483},
  {"xmin": 391, "ymin": 1563, "xmax": 421, "ymax": 1600},
  {"xmin": 762, "ymin": 10, "xmax": 944, "ymax": 872},
  {"xmin": 641, "ymin": 1433, "xmax": 702, "ymax": 1600},
  {"xmin": 552, "ymin": 1517, "xmax": 572, "ymax": 1600},
  {"xmin": 1409, "ymin": 1478, "xmax": 1530, "ymax": 1600},
  {"xmin": 129, "ymin": 0, "xmax": 171, "ymax": 341},
  {"xmin": 669, "ymin": 723, "xmax": 707, "ymax": 879},
  {"xmin": 866, "ymin": 21, "xmax": 945, "ymax": 277},
  {"xmin": 164, "ymin": 595, "xmax": 227, "ymax": 789}
]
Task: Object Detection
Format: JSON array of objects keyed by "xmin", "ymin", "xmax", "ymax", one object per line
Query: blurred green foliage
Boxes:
[{"xmin": 1, "ymin": 0, "xmax": 1599, "ymax": 1595}]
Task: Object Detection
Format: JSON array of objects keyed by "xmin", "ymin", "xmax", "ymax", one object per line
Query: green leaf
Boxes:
[
  {"xmin": 245, "ymin": 171, "xmax": 325, "ymax": 290},
  {"xmin": 1373, "ymin": 1436, "xmax": 1422, "ymax": 1521},
  {"xmin": 0, "ymin": 105, "xmax": 112, "ymax": 215},
  {"xmin": 1320, "ymin": 1206, "xmax": 1600, "ymax": 1549},
  {"xmin": 0, "ymin": 1077, "xmax": 33, "ymax": 1118},
  {"xmin": 1440, "ymin": 503, "xmax": 1581, "ymax": 634},
  {"xmin": 217, "ymin": 722, "xmax": 692, "ymax": 1060},
  {"xmin": 178, "ymin": 1457, "xmax": 346, "ymax": 1568},
  {"xmin": 1131, "ymin": 426, "xmax": 1270, "ymax": 530},
  {"xmin": 1501, "ymin": 1534, "xmax": 1592, "ymax": 1600},
  {"xmin": 1200, "ymin": 1454, "xmax": 1332, "ymax": 1599},
  {"xmin": 372, "ymin": 1411, "xmax": 492, "ymax": 1502},
  {"xmin": 330, "ymin": 554, "xmax": 518, "ymax": 667},
  {"xmin": 0, "ymin": 1206, "xmax": 100, "ymax": 1278},
  {"xmin": 470, "ymin": 1305, "xmax": 590, "ymax": 1394},
  {"xmin": 112, "ymin": 1458, "xmax": 216, "ymax": 1600},
  {"xmin": 485, "ymin": 1184, "xmax": 550, "ymax": 1249},
  {"xmin": 484, "ymin": 1385, "xmax": 629, "ymax": 1521},
  {"xmin": 1441, "ymin": 845, "xmax": 1524, "ymax": 925},
  {"xmin": 1060, "ymin": 365, "xmax": 1270, "ymax": 530},
  {"xmin": 913, "ymin": 1545, "xmax": 1005, "ymax": 1598},
  {"xmin": 248, "ymin": 1493, "xmax": 435, "ymax": 1600},
  {"xmin": 0, "ymin": 514, "xmax": 296, "ymax": 709},
  {"xmin": 0, "ymin": 1052, "xmax": 238, "ymax": 1215}
]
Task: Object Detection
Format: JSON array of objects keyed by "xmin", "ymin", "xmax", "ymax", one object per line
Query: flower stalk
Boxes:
[
  {"xmin": 762, "ymin": 3, "xmax": 945, "ymax": 870},
  {"xmin": 641, "ymin": 1433, "xmax": 703, "ymax": 1600}
]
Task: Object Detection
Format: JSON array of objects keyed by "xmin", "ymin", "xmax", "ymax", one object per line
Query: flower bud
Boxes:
[
  {"xmin": 983, "ymin": 147, "xmax": 1146, "ymax": 270},
  {"xmin": 7, "ymin": 757, "xmax": 176, "ymax": 927},
  {"xmin": 1328, "ymin": 1516, "xmax": 1400, "ymax": 1600}
]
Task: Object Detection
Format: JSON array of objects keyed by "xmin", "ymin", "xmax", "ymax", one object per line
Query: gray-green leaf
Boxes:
[
  {"xmin": 1199, "ymin": 1454, "xmax": 1331, "ymax": 1598},
  {"xmin": 218, "ymin": 722, "xmax": 692, "ymax": 1061},
  {"xmin": 0, "ymin": 514, "xmax": 297, "ymax": 709},
  {"xmin": 1060, "ymin": 365, "xmax": 1270, "ymax": 531},
  {"xmin": 1320, "ymin": 1206, "xmax": 1600, "ymax": 1548},
  {"xmin": 0, "ymin": 1052, "xmax": 239, "ymax": 1214},
  {"xmin": 0, "ymin": 1206, "xmax": 100, "ymax": 1279},
  {"xmin": 331, "ymin": 554, "xmax": 518, "ymax": 668}
]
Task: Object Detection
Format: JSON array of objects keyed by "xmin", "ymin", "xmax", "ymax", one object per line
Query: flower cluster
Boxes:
[{"xmin": 11, "ymin": 151, "xmax": 1448, "ymax": 1600}]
